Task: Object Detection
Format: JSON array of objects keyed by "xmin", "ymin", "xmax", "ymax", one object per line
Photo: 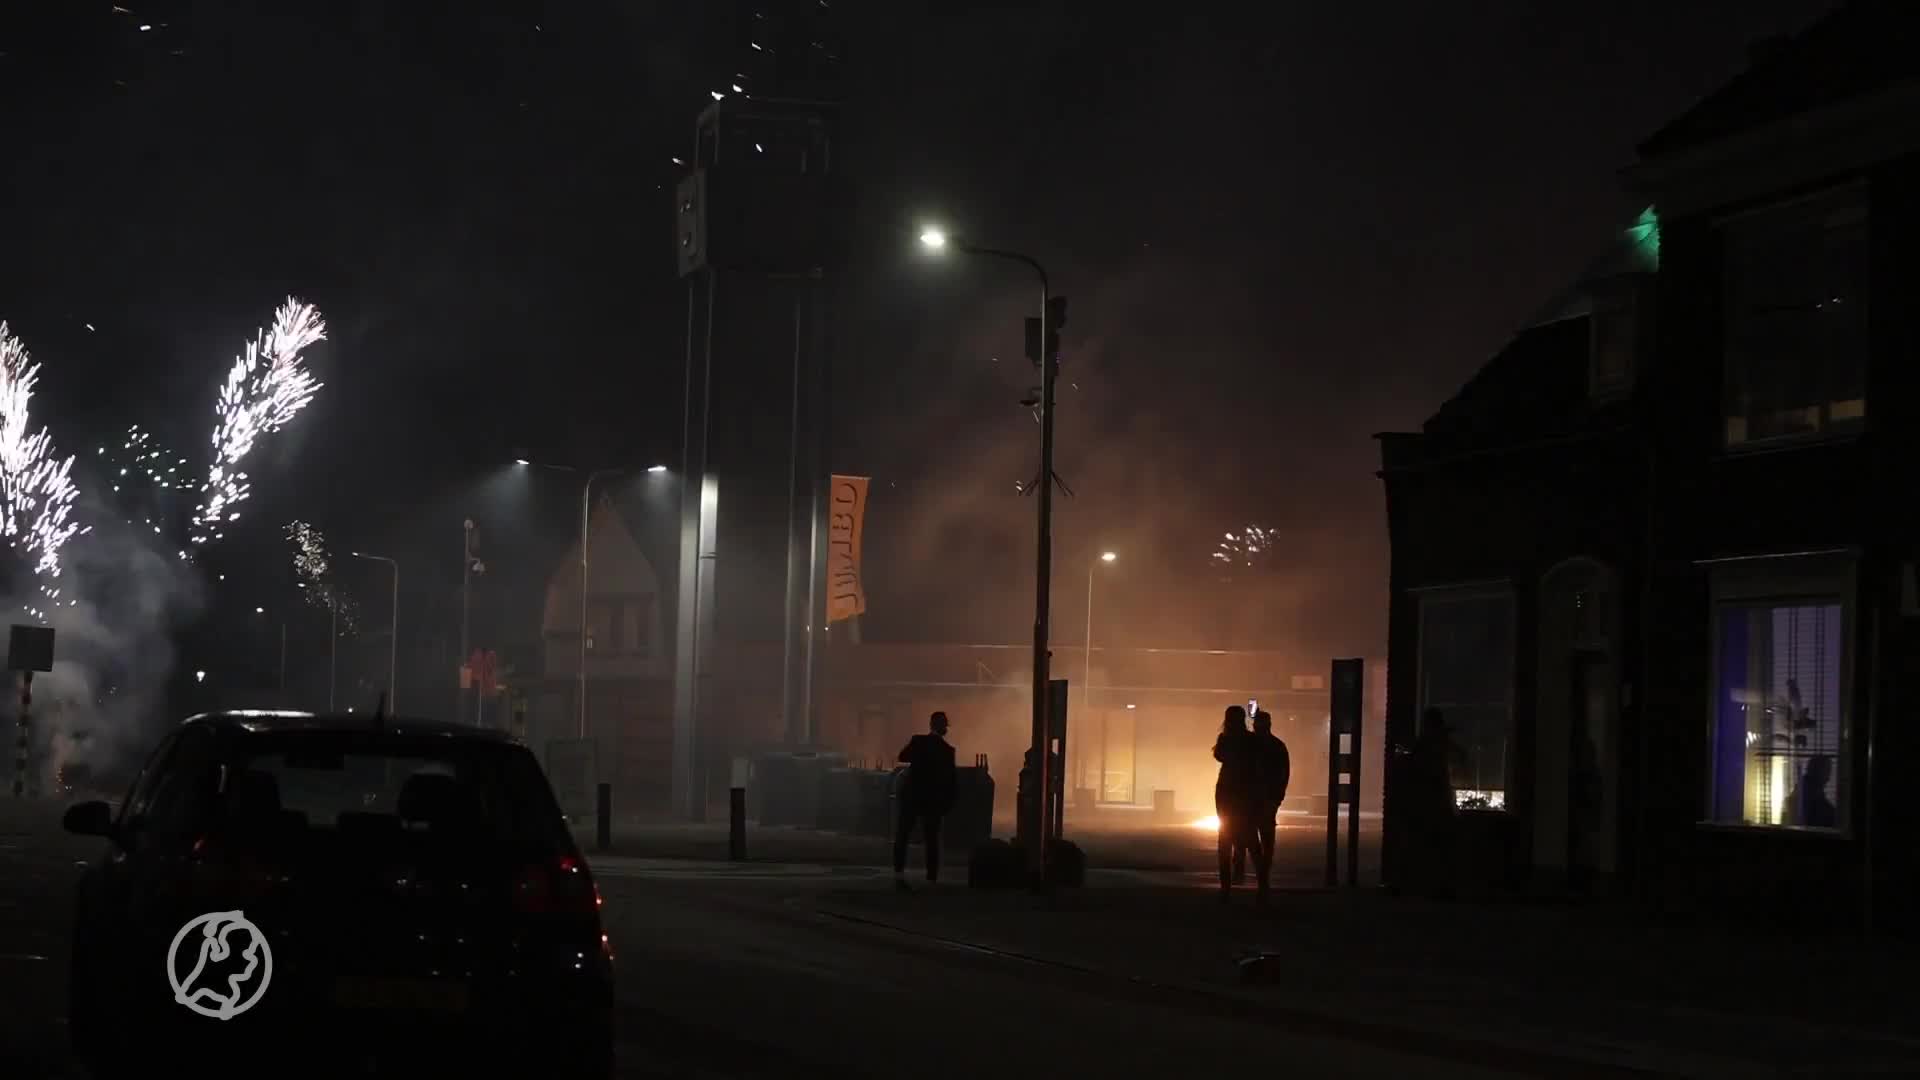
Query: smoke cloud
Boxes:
[{"xmin": 9, "ymin": 489, "xmax": 204, "ymax": 795}]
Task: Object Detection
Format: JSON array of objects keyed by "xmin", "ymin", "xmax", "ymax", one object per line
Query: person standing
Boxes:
[
  {"xmin": 1212, "ymin": 706, "xmax": 1256, "ymax": 901},
  {"xmin": 1246, "ymin": 710, "xmax": 1290, "ymax": 901},
  {"xmin": 894, "ymin": 711, "xmax": 958, "ymax": 890}
]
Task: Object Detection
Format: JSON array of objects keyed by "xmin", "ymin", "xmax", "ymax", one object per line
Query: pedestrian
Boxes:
[
  {"xmin": 1230, "ymin": 710, "xmax": 1290, "ymax": 901},
  {"xmin": 1212, "ymin": 705, "xmax": 1258, "ymax": 901},
  {"xmin": 894, "ymin": 711, "xmax": 958, "ymax": 890},
  {"xmin": 1408, "ymin": 707, "xmax": 1460, "ymax": 899}
]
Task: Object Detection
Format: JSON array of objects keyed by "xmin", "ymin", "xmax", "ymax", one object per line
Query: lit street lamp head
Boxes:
[
  {"xmin": 1100, "ymin": 551, "xmax": 1118, "ymax": 563},
  {"xmin": 647, "ymin": 464, "xmax": 668, "ymax": 474},
  {"xmin": 513, "ymin": 458, "xmax": 531, "ymax": 466},
  {"xmin": 918, "ymin": 226, "xmax": 948, "ymax": 252}
]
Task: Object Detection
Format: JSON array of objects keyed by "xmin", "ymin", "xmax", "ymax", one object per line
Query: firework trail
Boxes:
[
  {"xmin": 191, "ymin": 298, "xmax": 326, "ymax": 547},
  {"xmin": 286, "ymin": 519, "xmax": 357, "ymax": 631},
  {"xmin": 1212, "ymin": 526, "xmax": 1274, "ymax": 571},
  {"xmin": 1, "ymin": 322, "xmax": 86, "ymax": 617}
]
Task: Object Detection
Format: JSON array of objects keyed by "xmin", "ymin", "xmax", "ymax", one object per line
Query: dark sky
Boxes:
[{"xmin": 1, "ymin": 0, "xmax": 1839, "ymax": 667}]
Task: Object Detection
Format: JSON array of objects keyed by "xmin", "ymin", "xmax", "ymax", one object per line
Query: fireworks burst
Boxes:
[
  {"xmin": 1212, "ymin": 526, "xmax": 1275, "ymax": 572},
  {"xmin": 286, "ymin": 519, "xmax": 357, "ymax": 631},
  {"xmin": 191, "ymin": 298, "xmax": 326, "ymax": 547},
  {"xmin": 1, "ymin": 322, "xmax": 86, "ymax": 614},
  {"xmin": 99, "ymin": 423, "xmax": 192, "ymax": 496}
]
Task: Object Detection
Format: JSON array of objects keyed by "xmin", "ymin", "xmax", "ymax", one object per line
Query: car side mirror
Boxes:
[{"xmin": 63, "ymin": 800, "xmax": 116, "ymax": 840}]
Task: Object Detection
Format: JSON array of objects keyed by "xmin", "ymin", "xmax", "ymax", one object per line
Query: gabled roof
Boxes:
[
  {"xmin": 1638, "ymin": 1, "xmax": 1920, "ymax": 160},
  {"xmin": 1414, "ymin": 208, "xmax": 1657, "ymax": 447},
  {"xmin": 1422, "ymin": 316, "xmax": 1593, "ymax": 444}
]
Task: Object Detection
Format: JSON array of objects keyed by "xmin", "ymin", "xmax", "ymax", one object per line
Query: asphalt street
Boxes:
[{"xmin": 0, "ymin": 804, "xmax": 1515, "ymax": 1080}]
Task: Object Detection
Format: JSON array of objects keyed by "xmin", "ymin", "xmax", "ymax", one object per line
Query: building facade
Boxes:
[{"xmin": 1379, "ymin": 1, "xmax": 1920, "ymax": 928}]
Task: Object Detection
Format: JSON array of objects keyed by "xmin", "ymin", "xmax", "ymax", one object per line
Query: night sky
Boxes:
[{"xmin": 1, "ymin": 1, "xmax": 1839, "ymax": 671}]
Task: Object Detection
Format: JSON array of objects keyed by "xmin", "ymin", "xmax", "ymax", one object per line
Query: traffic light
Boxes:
[{"xmin": 1023, "ymin": 296, "xmax": 1069, "ymax": 367}]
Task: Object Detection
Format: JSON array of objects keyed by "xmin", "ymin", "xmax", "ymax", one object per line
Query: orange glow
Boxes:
[{"xmin": 1189, "ymin": 815, "xmax": 1220, "ymax": 832}]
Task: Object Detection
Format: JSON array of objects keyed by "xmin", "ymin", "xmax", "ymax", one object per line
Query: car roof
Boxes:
[{"xmin": 181, "ymin": 710, "xmax": 516, "ymax": 742}]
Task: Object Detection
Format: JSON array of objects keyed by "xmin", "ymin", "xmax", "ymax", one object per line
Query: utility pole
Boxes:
[
  {"xmin": 461, "ymin": 519, "xmax": 474, "ymax": 710},
  {"xmin": 352, "ymin": 552, "xmax": 399, "ymax": 712},
  {"xmin": 920, "ymin": 230, "xmax": 1063, "ymax": 883}
]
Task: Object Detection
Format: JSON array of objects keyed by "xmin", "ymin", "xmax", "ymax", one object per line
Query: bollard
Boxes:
[
  {"xmin": 729, "ymin": 786, "xmax": 747, "ymax": 862},
  {"xmin": 12, "ymin": 672, "xmax": 31, "ymax": 799},
  {"xmin": 595, "ymin": 782, "xmax": 611, "ymax": 853}
]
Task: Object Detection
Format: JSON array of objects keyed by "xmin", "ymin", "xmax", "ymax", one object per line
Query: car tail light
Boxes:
[{"xmin": 512, "ymin": 854, "xmax": 600, "ymax": 915}]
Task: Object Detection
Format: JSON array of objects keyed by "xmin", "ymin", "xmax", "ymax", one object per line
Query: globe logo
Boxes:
[{"xmin": 166, "ymin": 910, "xmax": 274, "ymax": 1020}]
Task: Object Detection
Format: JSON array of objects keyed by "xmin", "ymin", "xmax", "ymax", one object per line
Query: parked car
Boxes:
[{"xmin": 65, "ymin": 710, "xmax": 614, "ymax": 1077}]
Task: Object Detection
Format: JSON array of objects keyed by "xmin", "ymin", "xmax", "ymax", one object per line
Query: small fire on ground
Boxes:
[{"xmin": 1189, "ymin": 815, "xmax": 1220, "ymax": 832}]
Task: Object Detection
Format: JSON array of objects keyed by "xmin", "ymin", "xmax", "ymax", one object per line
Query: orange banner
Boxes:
[{"xmin": 826, "ymin": 474, "xmax": 869, "ymax": 624}]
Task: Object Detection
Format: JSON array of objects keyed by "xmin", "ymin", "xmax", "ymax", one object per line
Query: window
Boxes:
[
  {"xmin": 229, "ymin": 736, "xmax": 568, "ymax": 847},
  {"xmin": 585, "ymin": 594, "xmax": 653, "ymax": 656},
  {"xmin": 140, "ymin": 729, "xmax": 221, "ymax": 851},
  {"xmin": 1416, "ymin": 587, "xmax": 1515, "ymax": 810},
  {"xmin": 1722, "ymin": 191, "xmax": 1868, "ymax": 447},
  {"xmin": 1707, "ymin": 587, "xmax": 1848, "ymax": 830},
  {"xmin": 1589, "ymin": 296, "xmax": 1637, "ymax": 403}
]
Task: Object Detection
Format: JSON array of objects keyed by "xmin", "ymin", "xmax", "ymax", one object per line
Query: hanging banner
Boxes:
[{"xmin": 826, "ymin": 474, "xmax": 870, "ymax": 624}]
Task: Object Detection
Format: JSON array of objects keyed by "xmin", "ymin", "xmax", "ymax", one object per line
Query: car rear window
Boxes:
[{"xmin": 220, "ymin": 733, "xmax": 571, "ymax": 852}]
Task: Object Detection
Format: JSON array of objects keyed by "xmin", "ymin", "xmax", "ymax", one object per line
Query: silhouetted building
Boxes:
[{"xmin": 1378, "ymin": 0, "xmax": 1920, "ymax": 928}]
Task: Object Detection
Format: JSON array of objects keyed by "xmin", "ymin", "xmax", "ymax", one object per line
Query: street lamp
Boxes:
[
  {"xmin": 1086, "ymin": 551, "xmax": 1116, "ymax": 804},
  {"xmin": 352, "ymin": 551, "xmax": 399, "ymax": 712},
  {"xmin": 460, "ymin": 519, "xmax": 484, "ymax": 719},
  {"xmin": 921, "ymin": 224, "xmax": 1057, "ymax": 881},
  {"xmin": 254, "ymin": 606, "xmax": 287, "ymax": 696},
  {"xmin": 515, "ymin": 460, "xmax": 664, "ymax": 739}
]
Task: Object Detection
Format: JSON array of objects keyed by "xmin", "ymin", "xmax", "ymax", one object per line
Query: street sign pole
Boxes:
[{"xmin": 9, "ymin": 625, "xmax": 56, "ymax": 799}]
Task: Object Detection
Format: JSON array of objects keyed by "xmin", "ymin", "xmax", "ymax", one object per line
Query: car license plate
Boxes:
[{"xmin": 333, "ymin": 976, "xmax": 470, "ymax": 1014}]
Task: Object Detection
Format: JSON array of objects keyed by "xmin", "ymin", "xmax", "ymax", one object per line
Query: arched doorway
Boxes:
[{"xmin": 1534, "ymin": 558, "xmax": 1620, "ymax": 890}]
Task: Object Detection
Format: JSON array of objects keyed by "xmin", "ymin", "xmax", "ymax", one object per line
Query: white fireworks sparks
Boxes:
[
  {"xmin": 288, "ymin": 519, "xmax": 329, "ymax": 584},
  {"xmin": 99, "ymin": 423, "xmax": 192, "ymax": 495},
  {"xmin": 191, "ymin": 298, "xmax": 326, "ymax": 547},
  {"xmin": 1, "ymin": 323, "xmax": 84, "ymax": 598},
  {"xmin": 1212, "ymin": 526, "xmax": 1274, "ymax": 571},
  {"xmin": 286, "ymin": 519, "xmax": 356, "ymax": 631}
]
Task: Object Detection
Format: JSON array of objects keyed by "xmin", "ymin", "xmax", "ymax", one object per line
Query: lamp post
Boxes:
[
  {"xmin": 255, "ymin": 606, "xmax": 287, "ymax": 697},
  {"xmin": 328, "ymin": 591, "xmax": 338, "ymax": 712},
  {"xmin": 1085, "ymin": 550, "xmax": 1116, "ymax": 801},
  {"xmin": 577, "ymin": 467, "xmax": 622, "ymax": 739},
  {"xmin": 352, "ymin": 552, "xmax": 399, "ymax": 712},
  {"xmin": 516, "ymin": 460, "xmax": 671, "ymax": 740},
  {"xmin": 920, "ymin": 225, "xmax": 1057, "ymax": 881}
]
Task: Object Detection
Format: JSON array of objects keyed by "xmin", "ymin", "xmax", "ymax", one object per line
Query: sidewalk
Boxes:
[
  {"xmin": 802, "ymin": 881, "xmax": 1920, "ymax": 1078},
  {"xmin": 583, "ymin": 815, "xmax": 1377, "ymax": 879}
]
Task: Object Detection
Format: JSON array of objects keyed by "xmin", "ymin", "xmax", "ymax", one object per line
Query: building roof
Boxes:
[{"xmin": 1638, "ymin": 1, "xmax": 1920, "ymax": 160}]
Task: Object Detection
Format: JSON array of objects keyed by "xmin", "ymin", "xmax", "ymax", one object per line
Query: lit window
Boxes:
[
  {"xmin": 1707, "ymin": 585, "xmax": 1847, "ymax": 830},
  {"xmin": 1416, "ymin": 587, "xmax": 1514, "ymax": 810},
  {"xmin": 1722, "ymin": 191, "xmax": 1868, "ymax": 447}
]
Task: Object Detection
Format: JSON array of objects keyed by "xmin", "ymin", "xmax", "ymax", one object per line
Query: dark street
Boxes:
[
  {"xmin": 0, "ymin": 800, "xmax": 1508, "ymax": 1079},
  {"xmin": 8, "ymin": 799, "xmax": 1920, "ymax": 1078},
  {"xmin": 8, "ymin": 3, "xmax": 1920, "ymax": 1077}
]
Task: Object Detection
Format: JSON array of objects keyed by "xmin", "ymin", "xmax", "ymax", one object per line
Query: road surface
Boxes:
[{"xmin": 0, "ymin": 806, "xmax": 1513, "ymax": 1079}]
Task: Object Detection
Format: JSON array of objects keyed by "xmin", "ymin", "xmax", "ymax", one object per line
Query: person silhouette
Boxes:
[
  {"xmin": 895, "ymin": 711, "xmax": 958, "ymax": 890},
  {"xmin": 1239, "ymin": 710, "xmax": 1288, "ymax": 901},
  {"xmin": 1212, "ymin": 706, "xmax": 1257, "ymax": 901}
]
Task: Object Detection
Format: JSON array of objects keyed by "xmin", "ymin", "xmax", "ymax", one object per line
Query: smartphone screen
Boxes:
[{"xmin": 1248, "ymin": 698, "xmax": 1259, "ymax": 718}]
